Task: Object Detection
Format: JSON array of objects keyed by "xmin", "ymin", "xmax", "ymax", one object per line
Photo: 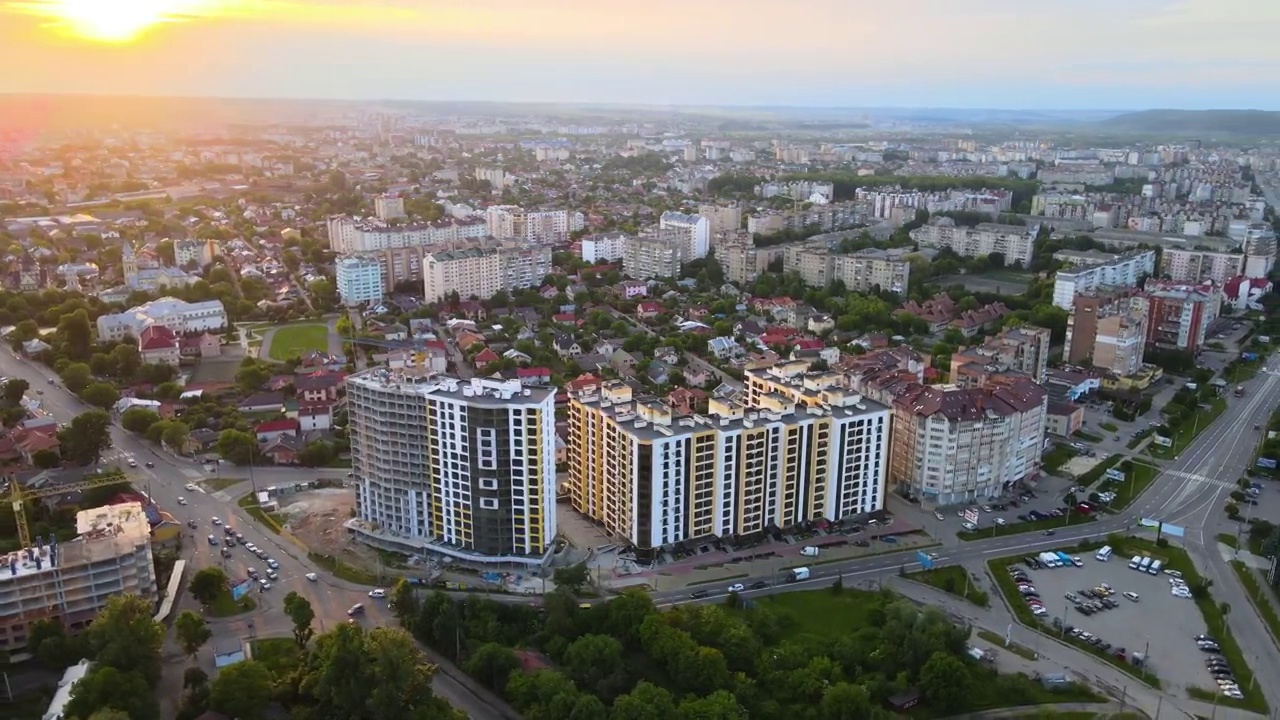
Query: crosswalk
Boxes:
[{"xmin": 1163, "ymin": 469, "xmax": 1237, "ymax": 490}]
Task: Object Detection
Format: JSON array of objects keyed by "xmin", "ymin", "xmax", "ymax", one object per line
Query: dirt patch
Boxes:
[{"xmin": 277, "ymin": 488, "xmax": 379, "ymax": 568}]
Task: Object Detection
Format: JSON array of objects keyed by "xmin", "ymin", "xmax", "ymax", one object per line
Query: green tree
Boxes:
[
  {"xmin": 175, "ymin": 610, "xmax": 212, "ymax": 658},
  {"xmin": 110, "ymin": 343, "xmax": 142, "ymax": 379},
  {"xmin": 189, "ymin": 566, "xmax": 229, "ymax": 605},
  {"xmin": 553, "ymin": 562, "xmax": 591, "ymax": 595},
  {"xmin": 610, "ymin": 680, "xmax": 677, "ymax": 720},
  {"xmin": 283, "ymin": 591, "xmax": 316, "ymax": 648},
  {"xmin": 32, "ymin": 448, "xmax": 61, "ymax": 468},
  {"xmin": 390, "ymin": 578, "xmax": 420, "ymax": 625},
  {"xmin": 162, "ymin": 421, "xmax": 190, "ymax": 452},
  {"xmin": 464, "ymin": 642, "xmax": 521, "ymax": 693},
  {"xmin": 57, "ymin": 308, "xmax": 93, "ymax": 360},
  {"xmin": 819, "ymin": 682, "xmax": 879, "ymax": 720},
  {"xmin": 675, "ymin": 689, "xmax": 746, "ymax": 720},
  {"xmin": 86, "ymin": 594, "xmax": 165, "ymax": 687},
  {"xmin": 2, "ymin": 377, "xmax": 28, "ymax": 405},
  {"xmin": 209, "ymin": 659, "xmax": 273, "ymax": 720},
  {"xmin": 80, "ymin": 382, "xmax": 121, "ymax": 410},
  {"xmin": 86, "ymin": 709, "xmax": 134, "ymax": 720},
  {"xmin": 217, "ymin": 428, "xmax": 257, "ymax": 465},
  {"xmin": 919, "ymin": 651, "xmax": 971, "ymax": 712},
  {"xmin": 64, "ymin": 665, "xmax": 159, "ymax": 720},
  {"xmin": 60, "ymin": 362, "xmax": 93, "ymax": 393},
  {"xmin": 58, "ymin": 409, "xmax": 113, "ymax": 465},
  {"xmin": 563, "ymin": 633, "xmax": 624, "ymax": 693},
  {"xmin": 121, "ymin": 407, "xmax": 161, "ymax": 433}
]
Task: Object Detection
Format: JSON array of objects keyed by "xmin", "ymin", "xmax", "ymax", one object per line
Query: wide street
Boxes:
[{"xmin": 0, "ymin": 350, "xmax": 516, "ymax": 720}]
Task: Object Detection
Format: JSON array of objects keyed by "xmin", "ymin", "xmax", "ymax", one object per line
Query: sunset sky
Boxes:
[{"xmin": 0, "ymin": 0, "xmax": 1275, "ymax": 110}]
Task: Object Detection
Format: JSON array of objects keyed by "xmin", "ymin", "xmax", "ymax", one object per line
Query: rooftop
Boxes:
[
  {"xmin": 3, "ymin": 502, "xmax": 151, "ymax": 583},
  {"xmin": 347, "ymin": 368, "xmax": 554, "ymax": 406}
]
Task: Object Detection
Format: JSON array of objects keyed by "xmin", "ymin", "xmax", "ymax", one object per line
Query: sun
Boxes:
[{"xmin": 18, "ymin": 0, "xmax": 211, "ymax": 43}]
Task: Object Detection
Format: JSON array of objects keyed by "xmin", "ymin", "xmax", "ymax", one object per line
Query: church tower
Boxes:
[{"xmin": 122, "ymin": 242, "xmax": 138, "ymax": 287}]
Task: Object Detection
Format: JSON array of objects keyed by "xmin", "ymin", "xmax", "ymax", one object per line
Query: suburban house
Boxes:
[
  {"xmin": 473, "ymin": 347, "xmax": 500, "ymax": 366},
  {"xmin": 515, "ymin": 367, "xmax": 552, "ymax": 385},
  {"xmin": 255, "ymin": 418, "xmax": 300, "ymax": 444},
  {"xmin": 238, "ymin": 392, "xmax": 285, "ymax": 414},
  {"xmin": 262, "ymin": 434, "xmax": 303, "ymax": 464},
  {"xmin": 708, "ymin": 336, "xmax": 741, "ymax": 360},
  {"xmin": 683, "ymin": 366, "xmax": 712, "ymax": 388},
  {"xmin": 554, "ymin": 335, "xmax": 582, "ymax": 358},
  {"xmin": 0, "ymin": 425, "xmax": 59, "ymax": 467},
  {"xmin": 297, "ymin": 403, "xmax": 333, "ymax": 432},
  {"xmin": 294, "ymin": 372, "xmax": 343, "ymax": 403},
  {"xmin": 138, "ymin": 326, "xmax": 181, "ymax": 366},
  {"xmin": 636, "ymin": 301, "xmax": 663, "ymax": 320}
]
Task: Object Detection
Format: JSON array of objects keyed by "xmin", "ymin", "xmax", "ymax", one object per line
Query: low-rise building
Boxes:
[
  {"xmin": 96, "ymin": 298, "xmax": 227, "ymax": 342},
  {"xmin": 138, "ymin": 325, "xmax": 181, "ymax": 366}
]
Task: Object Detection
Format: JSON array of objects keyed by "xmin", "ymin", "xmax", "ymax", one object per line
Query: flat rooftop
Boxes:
[
  {"xmin": 1, "ymin": 502, "xmax": 151, "ymax": 583},
  {"xmin": 347, "ymin": 369, "xmax": 554, "ymax": 407}
]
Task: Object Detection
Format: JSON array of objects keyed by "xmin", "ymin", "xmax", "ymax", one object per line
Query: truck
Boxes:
[
  {"xmin": 1039, "ymin": 552, "xmax": 1059, "ymax": 568},
  {"xmin": 1234, "ymin": 386, "xmax": 1245, "ymax": 397},
  {"xmin": 787, "ymin": 567, "xmax": 811, "ymax": 583}
]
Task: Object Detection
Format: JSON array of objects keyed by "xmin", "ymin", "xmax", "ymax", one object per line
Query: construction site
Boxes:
[{"xmin": 273, "ymin": 487, "xmax": 384, "ymax": 572}]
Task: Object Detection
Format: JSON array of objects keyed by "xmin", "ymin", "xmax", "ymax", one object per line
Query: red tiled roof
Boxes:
[
  {"xmin": 474, "ymin": 348, "xmax": 499, "ymax": 365},
  {"xmin": 516, "ymin": 367, "xmax": 551, "ymax": 378},
  {"xmin": 256, "ymin": 419, "xmax": 299, "ymax": 434}
]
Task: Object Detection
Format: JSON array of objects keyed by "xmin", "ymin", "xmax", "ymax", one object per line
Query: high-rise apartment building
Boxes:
[
  {"xmin": 374, "ymin": 194, "xmax": 406, "ymax": 221},
  {"xmin": 782, "ymin": 242, "xmax": 911, "ymax": 295},
  {"xmin": 1051, "ymin": 250, "xmax": 1156, "ymax": 309},
  {"xmin": 326, "ymin": 215, "xmax": 488, "ymax": 254},
  {"xmin": 949, "ymin": 326, "xmax": 1051, "ymax": 387},
  {"xmin": 1144, "ymin": 281, "xmax": 1220, "ymax": 353},
  {"xmin": 1243, "ymin": 223, "xmax": 1277, "ymax": 278},
  {"xmin": 659, "ymin": 211, "xmax": 711, "ymax": 260},
  {"xmin": 1159, "ymin": 249, "xmax": 1245, "ymax": 286},
  {"xmin": 697, "ymin": 203, "xmax": 743, "ymax": 237},
  {"xmin": 346, "ymin": 370, "xmax": 557, "ymax": 564},
  {"xmin": 580, "ymin": 232, "xmax": 628, "ymax": 263},
  {"xmin": 421, "ymin": 245, "xmax": 552, "ymax": 302},
  {"xmin": 1065, "ymin": 291, "xmax": 1148, "ymax": 376},
  {"xmin": 485, "ymin": 206, "xmax": 582, "ymax": 245},
  {"xmin": 909, "ymin": 219, "xmax": 1037, "ymax": 267},
  {"xmin": 335, "ymin": 256, "xmax": 387, "ymax": 306},
  {"xmin": 623, "ymin": 228, "xmax": 686, "ymax": 280},
  {"xmin": 0, "ymin": 503, "xmax": 157, "ymax": 654},
  {"xmin": 568, "ymin": 378, "xmax": 888, "ymax": 558},
  {"xmin": 716, "ymin": 231, "xmax": 782, "ymax": 286}
]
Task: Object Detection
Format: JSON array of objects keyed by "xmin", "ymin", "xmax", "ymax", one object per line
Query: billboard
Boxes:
[
  {"xmin": 1105, "ymin": 468, "xmax": 1125, "ymax": 481},
  {"xmin": 917, "ymin": 551, "xmax": 934, "ymax": 570},
  {"xmin": 231, "ymin": 579, "xmax": 254, "ymax": 601},
  {"xmin": 1258, "ymin": 458, "xmax": 1278, "ymax": 470},
  {"xmin": 1152, "ymin": 435, "xmax": 1173, "ymax": 447},
  {"xmin": 963, "ymin": 508, "xmax": 980, "ymax": 525}
]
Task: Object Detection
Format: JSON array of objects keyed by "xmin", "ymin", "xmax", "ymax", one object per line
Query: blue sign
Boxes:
[
  {"xmin": 231, "ymin": 579, "xmax": 254, "ymax": 601},
  {"xmin": 917, "ymin": 551, "xmax": 934, "ymax": 570},
  {"xmin": 1258, "ymin": 458, "xmax": 1277, "ymax": 470}
]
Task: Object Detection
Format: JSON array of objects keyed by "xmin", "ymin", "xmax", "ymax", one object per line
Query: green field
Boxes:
[
  {"xmin": 267, "ymin": 323, "xmax": 331, "ymax": 361},
  {"xmin": 755, "ymin": 587, "xmax": 878, "ymax": 638}
]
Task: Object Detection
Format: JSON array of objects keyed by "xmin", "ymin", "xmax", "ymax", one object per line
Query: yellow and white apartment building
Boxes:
[{"xmin": 567, "ymin": 379, "xmax": 889, "ymax": 556}]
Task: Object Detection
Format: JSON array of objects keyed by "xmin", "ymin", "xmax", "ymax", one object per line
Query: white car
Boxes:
[
  {"xmin": 994, "ymin": 518, "xmax": 1006, "ymax": 526},
  {"xmin": 368, "ymin": 588, "xmax": 387, "ymax": 598},
  {"xmin": 211, "ymin": 517, "xmax": 221, "ymax": 526},
  {"xmin": 177, "ymin": 497, "xmax": 187, "ymax": 505},
  {"xmin": 128, "ymin": 460, "xmax": 137, "ymax": 468},
  {"xmin": 1123, "ymin": 591, "xmax": 1139, "ymax": 602},
  {"xmin": 727, "ymin": 583, "xmax": 745, "ymax": 593},
  {"xmin": 266, "ymin": 559, "xmax": 279, "ymax": 569},
  {"xmin": 934, "ymin": 511, "xmax": 945, "ymax": 521},
  {"xmin": 305, "ymin": 573, "xmax": 318, "ymax": 582},
  {"xmin": 185, "ymin": 483, "xmax": 196, "ymax": 491},
  {"xmin": 258, "ymin": 581, "xmax": 272, "ymax": 591},
  {"xmin": 962, "ymin": 521, "xmax": 977, "ymax": 531}
]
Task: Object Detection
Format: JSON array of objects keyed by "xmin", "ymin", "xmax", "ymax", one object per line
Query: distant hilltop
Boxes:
[{"xmin": 1098, "ymin": 109, "xmax": 1280, "ymax": 135}]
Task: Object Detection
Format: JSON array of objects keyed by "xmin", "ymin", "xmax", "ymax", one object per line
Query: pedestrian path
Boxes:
[{"xmin": 1163, "ymin": 469, "xmax": 1237, "ymax": 490}]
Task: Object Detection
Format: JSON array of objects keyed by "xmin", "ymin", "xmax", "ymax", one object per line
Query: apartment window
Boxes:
[
  {"xmin": 479, "ymin": 477, "xmax": 498, "ymax": 491},
  {"xmin": 476, "ymin": 428, "xmax": 497, "ymax": 469},
  {"xmin": 480, "ymin": 498, "xmax": 499, "ymax": 510}
]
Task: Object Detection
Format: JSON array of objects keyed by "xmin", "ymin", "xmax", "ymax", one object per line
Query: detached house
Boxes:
[
  {"xmin": 294, "ymin": 372, "xmax": 343, "ymax": 404},
  {"xmin": 297, "ymin": 403, "xmax": 333, "ymax": 432},
  {"xmin": 516, "ymin": 367, "xmax": 552, "ymax": 385},
  {"xmin": 255, "ymin": 418, "xmax": 299, "ymax": 444},
  {"xmin": 636, "ymin": 301, "xmax": 663, "ymax": 320},
  {"xmin": 138, "ymin": 325, "xmax": 180, "ymax": 366},
  {"xmin": 554, "ymin": 335, "xmax": 582, "ymax": 358}
]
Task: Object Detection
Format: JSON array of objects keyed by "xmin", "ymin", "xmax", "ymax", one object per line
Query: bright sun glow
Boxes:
[{"xmin": 21, "ymin": 0, "xmax": 212, "ymax": 43}]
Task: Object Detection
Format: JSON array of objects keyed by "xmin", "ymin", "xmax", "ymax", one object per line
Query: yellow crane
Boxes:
[{"xmin": 6, "ymin": 473, "xmax": 134, "ymax": 549}]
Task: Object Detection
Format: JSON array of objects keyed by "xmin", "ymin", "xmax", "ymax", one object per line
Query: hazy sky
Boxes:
[{"xmin": 0, "ymin": 0, "xmax": 1276, "ymax": 110}]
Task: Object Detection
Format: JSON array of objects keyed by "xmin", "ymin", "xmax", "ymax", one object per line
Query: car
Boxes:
[
  {"xmin": 1043, "ymin": 530, "xmax": 1056, "ymax": 536},
  {"xmin": 185, "ymin": 483, "xmax": 197, "ymax": 491},
  {"xmin": 128, "ymin": 460, "xmax": 138, "ymax": 468},
  {"xmin": 1072, "ymin": 557, "xmax": 1084, "ymax": 567},
  {"xmin": 266, "ymin": 570, "xmax": 279, "ymax": 580},
  {"xmin": 1194, "ymin": 635, "xmax": 1216, "ymax": 642},
  {"xmin": 727, "ymin": 583, "xmax": 745, "ymax": 593},
  {"xmin": 245, "ymin": 543, "xmax": 257, "ymax": 552},
  {"xmin": 347, "ymin": 603, "xmax": 365, "ymax": 616},
  {"xmin": 962, "ymin": 522, "xmax": 977, "ymax": 531},
  {"xmin": 255, "ymin": 550, "xmax": 267, "ymax": 559},
  {"xmin": 145, "ymin": 462, "xmax": 154, "ymax": 468},
  {"xmin": 934, "ymin": 511, "xmax": 945, "ymax": 521},
  {"xmin": 259, "ymin": 581, "xmax": 272, "ymax": 591},
  {"xmin": 1065, "ymin": 592, "xmax": 1079, "ymax": 602},
  {"xmin": 235, "ymin": 533, "xmax": 244, "ymax": 542},
  {"xmin": 225, "ymin": 537, "xmax": 235, "ymax": 547},
  {"xmin": 223, "ymin": 526, "xmax": 235, "ymax": 536},
  {"xmin": 247, "ymin": 568, "xmax": 258, "ymax": 577},
  {"xmin": 994, "ymin": 518, "xmax": 1006, "ymax": 526},
  {"xmin": 35, "ymin": 389, "xmax": 42, "ymax": 395},
  {"xmin": 220, "ymin": 547, "xmax": 232, "ymax": 558},
  {"xmin": 266, "ymin": 559, "xmax": 280, "ymax": 569},
  {"xmin": 207, "ymin": 535, "xmax": 218, "ymax": 546},
  {"xmin": 1199, "ymin": 645, "xmax": 1221, "ymax": 653},
  {"xmin": 853, "ymin": 539, "xmax": 870, "ymax": 547},
  {"xmin": 305, "ymin": 573, "xmax": 318, "ymax": 581},
  {"xmin": 177, "ymin": 496, "xmax": 187, "ymax": 505},
  {"xmin": 750, "ymin": 580, "xmax": 768, "ymax": 590},
  {"xmin": 1123, "ymin": 591, "xmax": 1139, "ymax": 602},
  {"xmin": 211, "ymin": 517, "xmax": 221, "ymax": 526},
  {"xmin": 186, "ymin": 520, "xmax": 197, "ymax": 529},
  {"xmin": 690, "ymin": 590, "xmax": 710, "ymax": 599},
  {"xmin": 369, "ymin": 588, "xmax": 387, "ymax": 598},
  {"xmin": 982, "ymin": 505, "xmax": 992, "ymax": 512}
]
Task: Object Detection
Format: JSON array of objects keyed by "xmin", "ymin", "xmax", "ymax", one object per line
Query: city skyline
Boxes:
[{"xmin": 0, "ymin": 0, "xmax": 1276, "ymax": 111}]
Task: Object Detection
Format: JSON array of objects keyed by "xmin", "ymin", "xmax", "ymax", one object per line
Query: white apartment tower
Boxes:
[
  {"xmin": 580, "ymin": 232, "xmax": 629, "ymax": 263},
  {"xmin": 346, "ymin": 370, "xmax": 557, "ymax": 565},
  {"xmin": 335, "ymin": 256, "xmax": 387, "ymax": 306},
  {"xmin": 659, "ymin": 211, "xmax": 711, "ymax": 260},
  {"xmin": 421, "ymin": 245, "xmax": 553, "ymax": 302}
]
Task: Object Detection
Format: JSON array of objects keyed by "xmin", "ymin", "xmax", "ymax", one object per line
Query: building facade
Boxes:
[
  {"xmin": 325, "ymin": 215, "xmax": 488, "ymax": 254},
  {"xmin": 96, "ymin": 298, "xmax": 227, "ymax": 342},
  {"xmin": 697, "ymin": 203, "xmax": 743, "ymax": 237},
  {"xmin": 346, "ymin": 370, "xmax": 557, "ymax": 565},
  {"xmin": 485, "ymin": 206, "xmax": 582, "ymax": 245},
  {"xmin": 1051, "ymin": 250, "xmax": 1157, "ymax": 309},
  {"xmin": 336, "ymin": 256, "xmax": 387, "ymax": 305},
  {"xmin": 580, "ymin": 232, "xmax": 628, "ymax": 263},
  {"xmin": 949, "ymin": 326, "xmax": 1052, "ymax": 386},
  {"xmin": 1064, "ymin": 291, "xmax": 1148, "ymax": 375},
  {"xmin": 623, "ymin": 229, "xmax": 686, "ymax": 280},
  {"xmin": 374, "ymin": 194, "xmax": 407, "ymax": 221},
  {"xmin": 421, "ymin": 245, "xmax": 553, "ymax": 302},
  {"xmin": 783, "ymin": 242, "xmax": 911, "ymax": 295},
  {"xmin": 1159, "ymin": 249, "xmax": 1245, "ymax": 286},
  {"xmin": 909, "ymin": 219, "xmax": 1037, "ymax": 266},
  {"xmin": 0, "ymin": 503, "xmax": 157, "ymax": 654},
  {"xmin": 659, "ymin": 211, "xmax": 711, "ymax": 260},
  {"xmin": 1144, "ymin": 282, "xmax": 1220, "ymax": 353},
  {"xmin": 567, "ymin": 379, "xmax": 889, "ymax": 558}
]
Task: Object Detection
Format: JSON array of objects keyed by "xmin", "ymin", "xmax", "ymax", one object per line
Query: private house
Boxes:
[
  {"xmin": 516, "ymin": 367, "xmax": 552, "ymax": 385},
  {"xmin": 238, "ymin": 392, "xmax": 285, "ymax": 414},
  {"xmin": 138, "ymin": 325, "xmax": 180, "ymax": 366},
  {"xmin": 297, "ymin": 403, "xmax": 333, "ymax": 432},
  {"xmin": 554, "ymin": 335, "xmax": 583, "ymax": 358},
  {"xmin": 684, "ymin": 366, "xmax": 712, "ymax": 388},
  {"xmin": 294, "ymin": 372, "xmax": 343, "ymax": 403},
  {"xmin": 255, "ymin": 418, "xmax": 300, "ymax": 444},
  {"xmin": 636, "ymin": 301, "xmax": 663, "ymax": 320}
]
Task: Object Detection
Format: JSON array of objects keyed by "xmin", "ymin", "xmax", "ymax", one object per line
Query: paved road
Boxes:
[{"xmin": 0, "ymin": 350, "xmax": 513, "ymax": 720}]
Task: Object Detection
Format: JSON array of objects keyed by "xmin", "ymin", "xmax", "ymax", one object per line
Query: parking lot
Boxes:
[{"xmin": 1007, "ymin": 549, "xmax": 1225, "ymax": 694}]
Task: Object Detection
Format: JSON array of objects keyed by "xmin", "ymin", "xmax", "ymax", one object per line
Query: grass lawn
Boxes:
[
  {"xmin": 1149, "ymin": 397, "xmax": 1227, "ymax": 459},
  {"xmin": 1042, "ymin": 445, "xmax": 1073, "ymax": 474},
  {"xmin": 267, "ymin": 323, "xmax": 331, "ymax": 361},
  {"xmin": 1230, "ymin": 560, "xmax": 1280, "ymax": 655},
  {"xmin": 908, "ymin": 565, "xmax": 991, "ymax": 607},
  {"xmin": 958, "ymin": 512, "xmax": 1096, "ymax": 541},
  {"xmin": 1099, "ymin": 422, "xmax": 1119, "ymax": 432},
  {"xmin": 1100, "ymin": 462, "xmax": 1158, "ymax": 511},
  {"xmin": 308, "ymin": 551, "xmax": 383, "ymax": 585},
  {"xmin": 203, "ymin": 476, "xmax": 246, "ymax": 492},
  {"xmin": 1126, "ymin": 428, "xmax": 1153, "ymax": 449},
  {"xmin": 251, "ymin": 637, "xmax": 304, "ymax": 677},
  {"xmin": 1077, "ymin": 454, "xmax": 1123, "ymax": 487},
  {"xmin": 209, "ymin": 588, "xmax": 257, "ymax": 617},
  {"xmin": 1073, "ymin": 430, "xmax": 1105, "ymax": 443},
  {"xmin": 756, "ymin": 588, "xmax": 878, "ymax": 638}
]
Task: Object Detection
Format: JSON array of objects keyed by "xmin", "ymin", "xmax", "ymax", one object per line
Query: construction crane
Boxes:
[{"xmin": 5, "ymin": 473, "xmax": 133, "ymax": 549}]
